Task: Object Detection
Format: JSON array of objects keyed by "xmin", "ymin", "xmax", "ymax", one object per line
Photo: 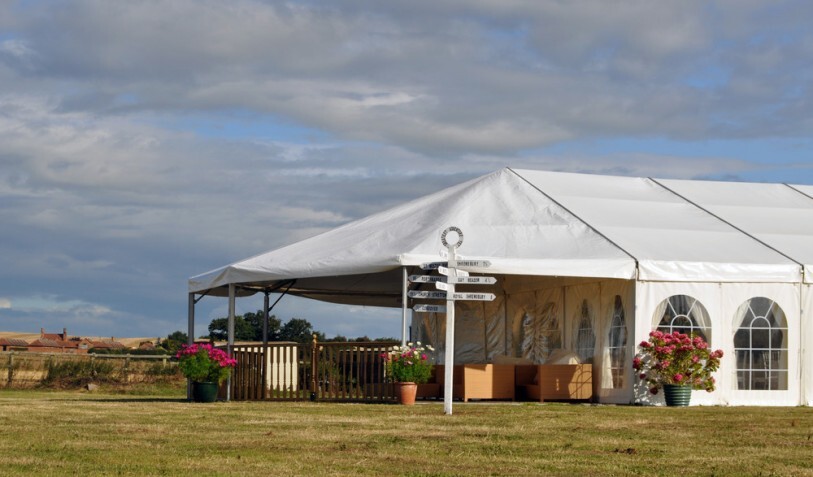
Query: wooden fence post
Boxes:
[
  {"xmin": 7, "ymin": 353, "xmax": 13, "ymax": 386},
  {"xmin": 310, "ymin": 334, "xmax": 318, "ymax": 401}
]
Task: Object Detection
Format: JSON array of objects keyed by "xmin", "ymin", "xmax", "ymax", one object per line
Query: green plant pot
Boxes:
[
  {"xmin": 663, "ymin": 384, "xmax": 691, "ymax": 407},
  {"xmin": 191, "ymin": 381, "xmax": 218, "ymax": 403}
]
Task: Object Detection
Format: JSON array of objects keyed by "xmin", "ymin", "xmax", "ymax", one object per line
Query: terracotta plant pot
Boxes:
[{"xmin": 395, "ymin": 382, "xmax": 418, "ymax": 405}]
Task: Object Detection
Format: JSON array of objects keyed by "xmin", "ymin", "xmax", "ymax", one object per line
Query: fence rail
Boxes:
[
  {"xmin": 228, "ymin": 340, "xmax": 399, "ymax": 402},
  {"xmin": 1, "ymin": 351, "xmax": 178, "ymax": 388}
]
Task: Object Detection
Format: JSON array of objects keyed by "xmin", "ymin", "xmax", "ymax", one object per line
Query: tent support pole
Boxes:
[
  {"xmin": 262, "ymin": 291, "xmax": 269, "ymax": 400},
  {"xmin": 187, "ymin": 292, "xmax": 195, "ymax": 401},
  {"xmin": 263, "ymin": 292, "xmax": 269, "ymax": 346},
  {"xmin": 227, "ymin": 284, "xmax": 235, "ymax": 402},
  {"xmin": 401, "ymin": 267, "xmax": 408, "ymax": 346}
]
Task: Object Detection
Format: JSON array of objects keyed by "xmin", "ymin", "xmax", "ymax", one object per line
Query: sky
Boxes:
[{"xmin": 1, "ymin": 0, "xmax": 812, "ymax": 341}]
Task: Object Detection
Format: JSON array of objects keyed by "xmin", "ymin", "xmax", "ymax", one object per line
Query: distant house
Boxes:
[
  {"xmin": 0, "ymin": 338, "xmax": 29, "ymax": 351},
  {"xmin": 39, "ymin": 327, "xmax": 68, "ymax": 342},
  {"xmin": 138, "ymin": 341, "xmax": 157, "ymax": 351},
  {"xmin": 24, "ymin": 328, "xmax": 127, "ymax": 354},
  {"xmin": 26, "ymin": 337, "xmax": 90, "ymax": 354},
  {"xmin": 89, "ymin": 339, "xmax": 127, "ymax": 351}
]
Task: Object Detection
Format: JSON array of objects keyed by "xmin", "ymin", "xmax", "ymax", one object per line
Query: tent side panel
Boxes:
[{"xmin": 635, "ymin": 281, "xmax": 802, "ymax": 406}]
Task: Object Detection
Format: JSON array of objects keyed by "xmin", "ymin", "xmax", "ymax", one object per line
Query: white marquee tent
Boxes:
[{"xmin": 189, "ymin": 168, "xmax": 813, "ymax": 405}]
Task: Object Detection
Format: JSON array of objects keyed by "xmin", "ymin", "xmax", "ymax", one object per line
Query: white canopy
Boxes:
[
  {"xmin": 658, "ymin": 178, "xmax": 813, "ymax": 283},
  {"xmin": 190, "ymin": 168, "xmax": 813, "ymax": 301}
]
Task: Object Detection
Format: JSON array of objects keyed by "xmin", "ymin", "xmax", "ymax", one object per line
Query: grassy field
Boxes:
[{"xmin": 0, "ymin": 389, "xmax": 811, "ymax": 476}]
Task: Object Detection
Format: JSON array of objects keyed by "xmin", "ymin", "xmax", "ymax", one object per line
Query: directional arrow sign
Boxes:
[
  {"xmin": 409, "ymin": 275, "xmax": 445, "ymax": 283},
  {"xmin": 408, "ymin": 290, "xmax": 447, "ymax": 299},
  {"xmin": 452, "ymin": 292, "xmax": 496, "ymax": 301},
  {"xmin": 456, "ymin": 260, "xmax": 492, "ymax": 269},
  {"xmin": 438, "ymin": 266, "xmax": 468, "ymax": 277},
  {"xmin": 420, "ymin": 261, "xmax": 447, "ymax": 271},
  {"xmin": 435, "ymin": 281, "xmax": 449, "ymax": 291},
  {"xmin": 413, "ymin": 304, "xmax": 447, "ymax": 313},
  {"xmin": 447, "ymin": 276, "xmax": 497, "ymax": 285}
]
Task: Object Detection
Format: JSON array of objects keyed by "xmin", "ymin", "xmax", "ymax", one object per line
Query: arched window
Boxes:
[
  {"xmin": 607, "ymin": 295, "xmax": 627, "ymax": 388},
  {"xmin": 734, "ymin": 297, "xmax": 788, "ymax": 391},
  {"xmin": 574, "ymin": 299, "xmax": 595, "ymax": 364},
  {"xmin": 653, "ymin": 295, "xmax": 712, "ymax": 344}
]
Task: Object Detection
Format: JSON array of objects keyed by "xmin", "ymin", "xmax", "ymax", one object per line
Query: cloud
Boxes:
[
  {"xmin": 1, "ymin": 1, "xmax": 810, "ymax": 154},
  {"xmin": 0, "ymin": 298, "xmax": 10, "ymax": 309},
  {"xmin": 1, "ymin": 1, "xmax": 812, "ymax": 339}
]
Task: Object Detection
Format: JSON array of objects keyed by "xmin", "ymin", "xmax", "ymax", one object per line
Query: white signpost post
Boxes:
[{"xmin": 408, "ymin": 226, "xmax": 496, "ymax": 415}]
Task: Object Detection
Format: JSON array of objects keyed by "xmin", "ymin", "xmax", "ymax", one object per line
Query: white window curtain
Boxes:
[
  {"xmin": 603, "ymin": 295, "xmax": 627, "ymax": 389},
  {"xmin": 573, "ymin": 299, "xmax": 596, "ymax": 364},
  {"xmin": 653, "ymin": 295, "xmax": 712, "ymax": 344},
  {"xmin": 733, "ymin": 297, "xmax": 788, "ymax": 391}
]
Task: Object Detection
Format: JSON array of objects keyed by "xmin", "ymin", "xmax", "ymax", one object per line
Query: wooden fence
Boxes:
[
  {"xmin": 1, "ymin": 351, "xmax": 177, "ymax": 388},
  {"xmin": 228, "ymin": 339, "xmax": 399, "ymax": 402}
]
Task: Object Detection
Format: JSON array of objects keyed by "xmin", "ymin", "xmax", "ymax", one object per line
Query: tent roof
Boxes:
[
  {"xmin": 190, "ymin": 168, "xmax": 813, "ymax": 303},
  {"xmin": 189, "ymin": 168, "xmax": 635, "ymax": 301},
  {"xmin": 657, "ymin": 178, "xmax": 813, "ymax": 283},
  {"xmin": 517, "ymin": 170, "xmax": 800, "ymax": 282}
]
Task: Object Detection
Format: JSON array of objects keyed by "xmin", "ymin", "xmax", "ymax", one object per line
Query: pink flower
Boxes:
[
  {"xmin": 632, "ymin": 357, "xmax": 642, "ymax": 370},
  {"xmin": 673, "ymin": 373, "xmax": 684, "ymax": 382}
]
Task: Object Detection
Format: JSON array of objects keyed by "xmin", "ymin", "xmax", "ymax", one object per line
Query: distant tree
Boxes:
[
  {"xmin": 374, "ymin": 337, "xmax": 400, "ymax": 342},
  {"xmin": 242, "ymin": 310, "xmax": 282, "ymax": 341},
  {"xmin": 161, "ymin": 331, "xmax": 188, "ymax": 353},
  {"xmin": 321, "ymin": 334, "xmax": 397, "ymax": 343},
  {"xmin": 207, "ymin": 311, "xmax": 282, "ymax": 341},
  {"xmin": 207, "ymin": 317, "xmax": 256, "ymax": 341},
  {"xmin": 280, "ymin": 318, "xmax": 324, "ymax": 343}
]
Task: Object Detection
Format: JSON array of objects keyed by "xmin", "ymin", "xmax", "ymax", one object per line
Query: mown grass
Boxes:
[{"xmin": 0, "ymin": 390, "xmax": 811, "ymax": 476}]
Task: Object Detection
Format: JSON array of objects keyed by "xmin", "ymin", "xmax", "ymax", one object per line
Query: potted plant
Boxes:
[
  {"xmin": 634, "ymin": 330, "xmax": 723, "ymax": 406},
  {"xmin": 176, "ymin": 343, "xmax": 237, "ymax": 402},
  {"xmin": 381, "ymin": 342, "xmax": 434, "ymax": 405}
]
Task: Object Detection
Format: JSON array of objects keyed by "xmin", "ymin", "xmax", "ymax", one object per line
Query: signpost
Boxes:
[
  {"xmin": 407, "ymin": 290, "xmax": 447, "ymax": 300},
  {"xmin": 408, "ymin": 275, "xmax": 445, "ymax": 283},
  {"xmin": 413, "ymin": 304, "xmax": 447, "ymax": 313},
  {"xmin": 451, "ymin": 292, "xmax": 496, "ymax": 301},
  {"xmin": 407, "ymin": 226, "xmax": 497, "ymax": 415},
  {"xmin": 438, "ymin": 266, "xmax": 467, "ymax": 277},
  {"xmin": 446, "ymin": 276, "xmax": 496, "ymax": 285},
  {"xmin": 420, "ymin": 261, "xmax": 447, "ymax": 271},
  {"xmin": 456, "ymin": 260, "xmax": 492, "ymax": 269}
]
